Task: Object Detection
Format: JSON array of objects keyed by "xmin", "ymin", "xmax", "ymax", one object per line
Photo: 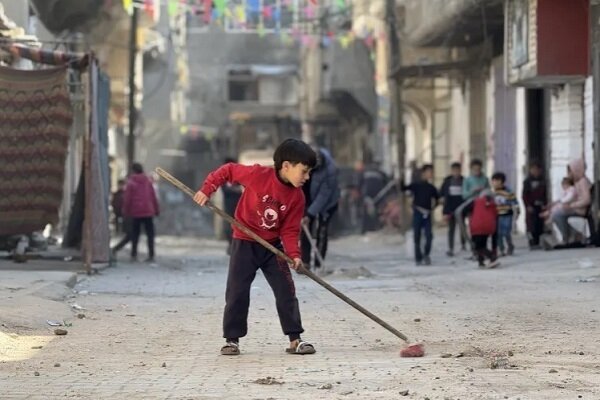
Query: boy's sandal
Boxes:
[
  {"xmin": 220, "ymin": 341, "xmax": 240, "ymax": 356},
  {"xmin": 286, "ymin": 340, "xmax": 316, "ymax": 355}
]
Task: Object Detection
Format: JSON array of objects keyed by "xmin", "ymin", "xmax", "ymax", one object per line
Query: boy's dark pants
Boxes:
[
  {"xmin": 412, "ymin": 210, "xmax": 433, "ymax": 262},
  {"xmin": 224, "ymin": 239, "xmax": 304, "ymax": 340},
  {"xmin": 472, "ymin": 235, "xmax": 495, "ymax": 264},
  {"xmin": 526, "ymin": 205, "xmax": 545, "ymax": 246},
  {"xmin": 447, "ymin": 214, "xmax": 466, "ymax": 251}
]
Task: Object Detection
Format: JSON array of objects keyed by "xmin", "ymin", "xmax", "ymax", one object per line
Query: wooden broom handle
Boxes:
[{"xmin": 155, "ymin": 167, "xmax": 410, "ymax": 342}]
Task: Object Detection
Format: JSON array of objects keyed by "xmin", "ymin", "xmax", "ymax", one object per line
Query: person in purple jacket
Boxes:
[{"xmin": 122, "ymin": 163, "xmax": 160, "ymax": 262}]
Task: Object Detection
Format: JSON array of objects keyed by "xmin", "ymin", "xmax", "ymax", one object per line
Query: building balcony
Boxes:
[{"xmin": 404, "ymin": 0, "xmax": 504, "ymax": 47}]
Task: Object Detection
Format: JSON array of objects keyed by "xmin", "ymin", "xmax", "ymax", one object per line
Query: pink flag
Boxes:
[
  {"xmin": 263, "ymin": 5, "xmax": 273, "ymax": 19},
  {"xmin": 203, "ymin": 0, "xmax": 212, "ymax": 22}
]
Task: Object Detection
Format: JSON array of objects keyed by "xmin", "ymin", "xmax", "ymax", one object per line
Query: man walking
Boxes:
[
  {"xmin": 301, "ymin": 146, "xmax": 340, "ymax": 270},
  {"xmin": 122, "ymin": 163, "xmax": 160, "ymax": 262}
]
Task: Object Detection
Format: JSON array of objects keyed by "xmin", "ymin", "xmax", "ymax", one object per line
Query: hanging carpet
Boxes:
[{"xmin": 0, "ymin": 66, "xmax": 73, "ymax": 236}]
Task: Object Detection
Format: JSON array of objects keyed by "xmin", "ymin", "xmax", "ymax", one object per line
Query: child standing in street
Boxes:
[
  {"xmin": 462, "ymin": 159, "xmax": 490, "ymax": 201},
  {"xmin": 455, "ymin": 159, "xmax": 490, "ymax": 253},
  {"xmin": 522, "ymin": 161, "xmax": 547, "ymax": 249},
  {"xmin": 491, "ymin": 172, "xmax": 519, "ymax": 256},
  {"xmin": 111, "ymin": 179, "xmax": 126, "ymax": 234},
  {"xmin": 470, "ymin": 190, "xmax": 499, "ymax": 268},
  {"xmin": 402, "ymin": 164, "xmax": 440, "ymax": 266},
  {"xmin": 193, "ymin": 139, "xmax": 317, "ymax": 356},
  {"xmin": 440, "ymin": 162, "xmax": 466, "ymax": 256}
]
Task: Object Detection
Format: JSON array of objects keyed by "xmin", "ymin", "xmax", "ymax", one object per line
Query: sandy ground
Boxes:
[{"xmin": 1, "ymin": 232, "xmax": 599, "ymax": 399}]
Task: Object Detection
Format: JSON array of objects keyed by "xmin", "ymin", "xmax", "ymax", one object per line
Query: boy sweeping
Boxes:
[{"xmin": 193, "ymin": 139, "xmax": 317, "ymax": 356}]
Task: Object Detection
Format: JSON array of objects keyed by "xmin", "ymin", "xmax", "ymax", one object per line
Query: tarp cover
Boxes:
[{"xmin": 29, "ymin": 0, "xmax": 103, "ymax": 35}]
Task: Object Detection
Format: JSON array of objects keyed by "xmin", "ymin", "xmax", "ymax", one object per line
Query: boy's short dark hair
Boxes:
[
  {"xmin": 421, "ymin": 164, "xmax": 434, "ymax": 173},
  {"xmin": 529, "ymin": 160, "xmax": 542, "ymax": 169},
  {"xmin": 132, "ymin": 162, "xmax": 144, "ymax": 174},
  {"xmin": 223, "ymin": 157, "xmax": 237, "ymax": 164},
  {"xmin": 450, "ymin": 162, "xmax": 461, "ymax": 169},
  {"xmin": 491, "ymin": 172, "xmax": 506, "ymax": 183},
  {"xmin": 273, "ymin": 139, "xmax": 317, "ymax": 171},
  {"xmin": 470, "ymin": 159, "xmax": 483, "ymax": 168}
]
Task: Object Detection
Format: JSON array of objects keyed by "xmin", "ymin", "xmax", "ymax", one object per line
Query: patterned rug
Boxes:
[{"xmin": 0, "ymin": 66, "xmax": 73, "ymax": 236}]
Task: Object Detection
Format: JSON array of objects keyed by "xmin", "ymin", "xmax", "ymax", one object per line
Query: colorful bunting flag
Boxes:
[
  {"xmin": 143, "ymin": 0, "xmax": 154, "ymax": 16},
  {"xmin": 122, "ymin": 0, "xmax": 133, "ymax": 13},
  {"xmin": 168, "ymin": 0, "xmax": 178, "ymax": 16},
  {"xmin": 126, "ymin": 0, "xmax": 375, "ymax": 52},
  {"xmin": 301, "ymin": 34, "xmax": 312, "ymax": 47},
  {"xmin": 304, "ymin": 4, "xmax": 316, "ymax": 19},
  {"xmin": 339, "ymin": 32, "xmax": 353, "ymax": 49},
  {"xmin": 263, "ymin": 5, "xmax": 273, "ymax": 19},
  {"xmin": 234, "ymin": 5, "xmax": 246, "ymax": 26},
  {"xmin": 280, "ymin": 30, "xmax": 289, "ymax": 45},
  {"xmin": 247, "ymin": 0, "xmax": 260, "ymax": 13},
  {"xmin": 257, "ymin": 23, "xmax": 266, "ymax": 37},
  {"xmin": 203, "ymin": 0, "xmax": 212, "ymax": 23},
  {"xmin": 214, "ymin": 0, "xmax": 227, "ymax": 14}
]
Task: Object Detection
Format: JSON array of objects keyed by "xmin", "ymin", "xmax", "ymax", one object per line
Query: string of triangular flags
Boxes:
[{"xmin": 119, "ymin": 0, "xmax": 383, "ymax": 50}]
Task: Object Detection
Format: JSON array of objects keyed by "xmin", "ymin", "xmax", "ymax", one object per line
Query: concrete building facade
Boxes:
[{"xmin": 385, "ymin": 0, "xmax": 594, "ymax": 233}]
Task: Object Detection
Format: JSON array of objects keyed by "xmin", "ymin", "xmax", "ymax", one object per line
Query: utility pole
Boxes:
[
  {"xmin": 591, "ymin": 0, "xmax": 600, "ymax": 235},
  {"xmin": 386, "ymin": 0, "xmax": 407, "ymax": 232},
  {"xmin": 127, "ymin": 1, "xmax": 139, "ymax": 172}
]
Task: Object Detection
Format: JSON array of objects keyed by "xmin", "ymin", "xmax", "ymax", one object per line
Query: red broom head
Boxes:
[{"xmin": 400, "ymin": 343, "xmax": 425, "ymax": 358}]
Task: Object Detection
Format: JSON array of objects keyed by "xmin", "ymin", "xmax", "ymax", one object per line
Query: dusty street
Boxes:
[{"xmin": 1, "ymin": 232, "xmax": 599, "ymax": 399}]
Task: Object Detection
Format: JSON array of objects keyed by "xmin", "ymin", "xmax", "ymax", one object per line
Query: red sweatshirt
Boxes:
[
  {"xmin": 200, "ymin": 163, "xmax": 305, "ymax": 259},
  {"xmin": 469, "ymin": 196, "xmax": 498, "ymax": 236},
  {"xmin": 123, "ymin": 173, "xmax": 160, "ymax": 218}
]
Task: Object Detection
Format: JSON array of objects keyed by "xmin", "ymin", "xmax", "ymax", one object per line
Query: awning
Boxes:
[
  {"xmin": 228, "ymin": 64, "xmax": 298, "ymax": 76},
  {"xmin": 391, "ymin": 60, "xmax": 472, "ymax": 79},
  {"xmin": 0, "ymin": 44, "xmax": 89, "ymax": 69}
]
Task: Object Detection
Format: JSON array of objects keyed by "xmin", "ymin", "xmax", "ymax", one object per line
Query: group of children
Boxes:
[{"xmin": 405, "ymin": 159, "xmax": 522, "ymax": 268}]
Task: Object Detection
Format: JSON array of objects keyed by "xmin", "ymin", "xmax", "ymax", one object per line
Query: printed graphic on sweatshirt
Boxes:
[
  {"xmin": 448, "ymin": 185, "xmax": 462, "ymax": 196},
  {"xmin": 256, "ymin": 194, "xmax": 287, "ymax": 230}
]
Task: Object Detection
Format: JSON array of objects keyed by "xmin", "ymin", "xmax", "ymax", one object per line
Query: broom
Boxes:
[{"xmin": 156, "ymin": 167, "xmax": 424, "ymax": 357}]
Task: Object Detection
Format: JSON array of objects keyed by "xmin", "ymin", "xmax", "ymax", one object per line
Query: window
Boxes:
[
  {"xmin": 227, "ymin": 68, "xmax": 297, "ymax": 105},
  {"xmin": 259, "ymin": 76, "xmax": 297, "ymax": 105},
  {"xmin": 228, "ymin": 71, "xmax": 259, "ymax": 101}
]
